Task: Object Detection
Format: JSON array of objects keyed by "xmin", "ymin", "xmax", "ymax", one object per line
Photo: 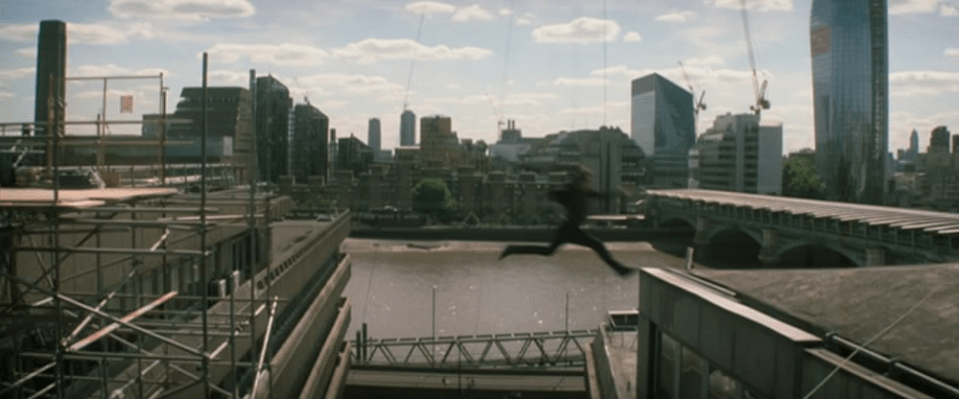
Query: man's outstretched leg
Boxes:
[
  {"xmin": 499, "ymin": 225, "xmax": 569, "ymax": 260},
  {"xmin": 567, "ymin": 227, "xmax": 635, "ymax": 276}
]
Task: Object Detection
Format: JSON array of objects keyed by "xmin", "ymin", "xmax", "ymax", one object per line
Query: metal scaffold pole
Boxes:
[{"xmin": 200, "ymin": 51, "xmax": 211, "ymax": 399}]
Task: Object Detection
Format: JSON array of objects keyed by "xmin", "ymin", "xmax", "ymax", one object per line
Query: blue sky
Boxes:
[{"xmin": 1, "ymin": 0, "xmax": 957, "ymax": 155}]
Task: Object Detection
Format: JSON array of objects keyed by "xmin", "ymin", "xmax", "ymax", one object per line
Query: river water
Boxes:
[{"xmin": 341, "ymin": 238, "xmax": 687, "ymax": 340}]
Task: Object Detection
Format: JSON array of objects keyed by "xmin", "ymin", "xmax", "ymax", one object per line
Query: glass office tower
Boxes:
[
  {"xmin": 630, "ymin": 73, "xmax": 695, "ymax": 188},
  {"xmin": 810, "ymin": 0, "xmax": 888, "ymax": 204}
]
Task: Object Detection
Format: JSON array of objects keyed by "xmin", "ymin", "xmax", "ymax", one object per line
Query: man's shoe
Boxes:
[{"xmin": 613, "ymin": 264, "xmax": 636, "ymax": 277}]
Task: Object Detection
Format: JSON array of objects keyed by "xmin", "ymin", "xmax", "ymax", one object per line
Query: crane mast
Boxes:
[{"xmin": 740, "ymin": 0, "xmax": 770, "ymax": 115}]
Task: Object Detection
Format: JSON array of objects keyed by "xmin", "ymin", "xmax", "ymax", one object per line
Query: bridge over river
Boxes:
[{"xmin": 645, "ymin": 189, "xmax": 959, "ymax": 267}]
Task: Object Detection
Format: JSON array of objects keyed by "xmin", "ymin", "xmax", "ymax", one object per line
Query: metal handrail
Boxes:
[{"xmin": 350, "ymin": 329, "xmax": 597, "ymax": 369}]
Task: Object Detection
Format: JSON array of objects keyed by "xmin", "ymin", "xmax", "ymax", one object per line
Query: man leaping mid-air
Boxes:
[{"xmin": 499, "ymin": 165, "xmax": 635, "ymax": 277}]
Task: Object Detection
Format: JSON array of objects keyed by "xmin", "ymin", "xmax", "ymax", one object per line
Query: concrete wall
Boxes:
[{"xmin": 636, "ymin": 268, "xmax": 936, "ymax": 399}]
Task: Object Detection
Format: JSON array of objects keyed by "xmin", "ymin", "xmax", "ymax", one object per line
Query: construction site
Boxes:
[{"xmin": 0, "ymin": 20, "xmax": 353, "ymax": 399}]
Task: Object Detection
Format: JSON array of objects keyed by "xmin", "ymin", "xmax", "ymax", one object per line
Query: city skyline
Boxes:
[{"xmin": 0, "ymin": 0, "xmax": 957, "ymax": 156}]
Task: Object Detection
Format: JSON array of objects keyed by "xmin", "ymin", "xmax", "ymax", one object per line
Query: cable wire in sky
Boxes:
[{"xmin": 402, "ymin": 11, "xmax": 426, "ymax": 112}]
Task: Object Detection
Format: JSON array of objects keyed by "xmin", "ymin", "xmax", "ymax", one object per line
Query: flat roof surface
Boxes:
[
  {"xmin": 694, "ymin": 264, "xmax": 959, "ymax": 385},
  {"xmin": 271, "ymin": 219, "xmax": 332, "ymax": 257},
  {"xmin": 601, "ymin": 331, "xmax": 638, "ymax": 399},
  {"xmin": 0, "ymin": 187, "xmax": 179, "ymax": 209},
  {"xmin": 648, "ymin": 189, "xmax": 959, "ymax": 235}
]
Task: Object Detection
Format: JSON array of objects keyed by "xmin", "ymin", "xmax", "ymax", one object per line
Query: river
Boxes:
[{"xmin": 341, "ymin": 238, "xmax": 687, "ymax": 340}]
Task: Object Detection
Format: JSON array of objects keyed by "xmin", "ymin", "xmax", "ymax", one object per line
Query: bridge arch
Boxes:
[
  {"xmin": 655, "ymin": 213, "xmax": 696, "ymax": 230},
  {"xmin": 775, "ymin": 240, "xmax": 864, "ymax": 267},
  {"xmin": 700, "ymin": 226, "xmax": 764, "ymax": 268}
]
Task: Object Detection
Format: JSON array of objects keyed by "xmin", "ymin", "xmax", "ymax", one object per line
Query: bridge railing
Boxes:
[{"xmin": 349, "ymin": 329, "xmax": 598, "ymax": 369}]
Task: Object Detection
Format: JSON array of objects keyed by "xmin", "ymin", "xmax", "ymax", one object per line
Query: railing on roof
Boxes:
[{"xmin": 350, "ymin": 329, "xmax": 597, "ymax": 369}]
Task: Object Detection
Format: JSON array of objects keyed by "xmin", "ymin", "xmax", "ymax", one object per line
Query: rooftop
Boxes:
[
  {"xmin": 0, "ymin": 187, "xmax": 179, "ymax": 209},
  {"xmin": 694, "ymin": 263, "xmax": 959, "ymax": 387}
]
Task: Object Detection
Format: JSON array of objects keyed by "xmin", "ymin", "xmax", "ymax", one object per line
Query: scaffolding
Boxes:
[{"xmin": 0, "ymin": 54, "xmax": 279, "ymax": 399}]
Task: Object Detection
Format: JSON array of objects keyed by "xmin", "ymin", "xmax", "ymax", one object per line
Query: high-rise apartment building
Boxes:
[
  {"xmin": 420, "ymin": 115, "xmax": 458, "ymax": 168},
  {"xmin": 291, "ymin": 103, "xmax": 329, "ymax": 184},
  {"xmin": 689, "ymin": 113, "xmax": 783, "ymax": 195},
  {"xmin": 368, "ymin": 118, "xmax": 381, "ymax": 159},
  {"xmin": 630, "ymin": 73, "xmax": 695, "ymax": 188},
  {"xmin": 810, "ymin": 0, "xmax": 888, "ymax": 203},
  {"xmin": 400, "ymin": 109, "xmax": 416, "ymax": 146},
  {"xmin": 255, "ymin": 76, "xmax": 293, "ymax": 183}
]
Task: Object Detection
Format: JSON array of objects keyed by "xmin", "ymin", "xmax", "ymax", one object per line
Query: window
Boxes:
[{"xmin": 658, "ymin": 332, "xmax": 679, "ymax": 398}]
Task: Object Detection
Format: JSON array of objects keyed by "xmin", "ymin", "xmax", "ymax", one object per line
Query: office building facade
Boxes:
[
  {"xmin": 255, "ymin": 76, "xmax": 293, "ymax": 183},
  {"xmin": 630, "ymin": 73, "xmax": 695, "ymax": 188},
  {"xmin": 810, "ymin": 0, "xmax": 888, "ymax": 204},
  {"xmin": 420, "ymin": 115, "xmax": 458, "ymax": 168},
  {"xmin": 400, "ymin": 109, "xmax": 416, "ymax": 146},
  {"xmin": 291, "ymin": 103, "xmax": 329, "ymax": 184},
  {"xmin": 368, "ymin": 118, "xmax": 381, "ymax": 160},
  {"xmin": 689, "ymin": 113, "xmax": 783, "ymax": 195},
  {"xmin": 164, "ymin": 87, "xmax": 254, "ymax": 183}
]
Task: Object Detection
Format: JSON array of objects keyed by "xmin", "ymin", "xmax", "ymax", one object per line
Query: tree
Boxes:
[
  {"xmin": 782, "ymin": 156, "xmax": 825, "ymax": 199},
  {"xmin": 412, "ymin": 178, "xmax": 457, "ymax": 219}
]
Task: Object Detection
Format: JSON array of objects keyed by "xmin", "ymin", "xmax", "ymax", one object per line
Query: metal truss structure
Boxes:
[{"xmin": 350, "ymin": 329, "xmax": 598, "ymax": 369}]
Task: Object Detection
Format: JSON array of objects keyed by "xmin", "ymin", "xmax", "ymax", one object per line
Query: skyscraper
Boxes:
[
  {"xmin": 255, "ymin": 76, "xmax": 293, "ymax": 183},
  {"xmin": 400, "ymin": 109, "xmax": 416, "ymax": 146},
  {"xmin": 291, "ymin": 103, "xmax": 329, "ymax": 183},
  {"xmin": 368, "ymin": 118, "xmax": 381, "ymax": 159},
  {"xmin": 34, "ymin": 20, "xmax": 67, "ymax": 137},
  {"xmin": 810, "ymin": 0, "xmax": 888, "ymax": 204},
  {"xmin": 630, "ymin": 73, "xmax": 695, "ymax": 188}
]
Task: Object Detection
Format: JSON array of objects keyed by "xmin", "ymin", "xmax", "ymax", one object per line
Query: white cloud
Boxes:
[
  {"xmin": 531, "ymin": 17, "xmax": 620, "ymax": 44},
  {"xmin": 553, "ymin": 77, "xmax": 610, "ymax": 87},
  {"xmin": 0, "ymin": 68, "xmax": 35, "ymax": 84},
  {"xmin": 592, "ymin": 64, "xmax": 762, "ymax": 92},
  {"xmin": 889, "ymin": 70, "xmax": 959, "ymax": 96},
  {"xmin": 516, "ymin": 17, "xmax": 533, "ymax": 26},
  {"xmin": 684, "ymin": 55, "xmax": 724, "ymax": 66},
  {"xmin": 72, "ymin": 64, "xmax": 170, "ymax": 78},
  {"xmin": 558, "ymin": 101, "xmax": 629, "ymax": 115},
  {"xmin": 0, "ymin": 24, "xmax": 37, "ymax": 42},
  {"xmin": 405, "ymin": 1, "xmax": 456, "ymax": 15},
  {"xmin": 655, "ymin": 10, "xmax": 695, "ymax": 23},
  {"xmin": 947, "ymin": 48, "xmax": 959, "ymax": 57},
  {"xmin": 499, "ymin": 8, "xmax": 512, "ymax": 16},
  {"xmin": 204, "ymin": 43, "xmax": 328, "ymax": 66},
  {"xmin": 332, "ymin": 38, "xmax": 492, "ymax": 64},
  {"xmin": 0, "ymin": 92, "xmax": 14, "ymax": 99},
  {"xmin": 299, "ymin": 73, "xmax": 406, "ymax": 99},
  {"xmin": 205, "ymin": 69, "xmax": 263, "ymax": 87},
  {"xmin": 889, "ymin": 0, "xmax": 958, "ymax": 15},
  {"xmin": 110, "ymin": 0, "xmax": 255, "ymax": 20},
  {"xmin": 427, "ymin": 92, "xmax": 557, "ymax": 107},
  {"xmin": 69, "ymin": 23, "xmax": 136, "ymax": 45},
  {"xmin": 0, "ymin": 22, "xmax": 155, "ymax": 46},
  {"xmin": 623, "ymin": 31, "xmax": 642, "ymax": 42},
  {"xmin": 446, "ymin": 83, "xmax": 460, "ymax": 89},
  {"xmin": 705, "ymin": 0, "xmax": 793, "ymax": 12},
  {"xmin": 452, "ymin": 4, "xmax": 494, "ymax": 22}
]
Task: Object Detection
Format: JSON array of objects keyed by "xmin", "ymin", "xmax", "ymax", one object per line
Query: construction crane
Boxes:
[
  {"xmin": 485, "ymin": 91, "xmax": 505, "ymax": 135},
  {"xmin": 740, "ymin": 0, "xmax": 770, "ymax": 116},
  {"xmin": 678, "ymin": 61, "xmax": 707, "ymax": 117}
]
